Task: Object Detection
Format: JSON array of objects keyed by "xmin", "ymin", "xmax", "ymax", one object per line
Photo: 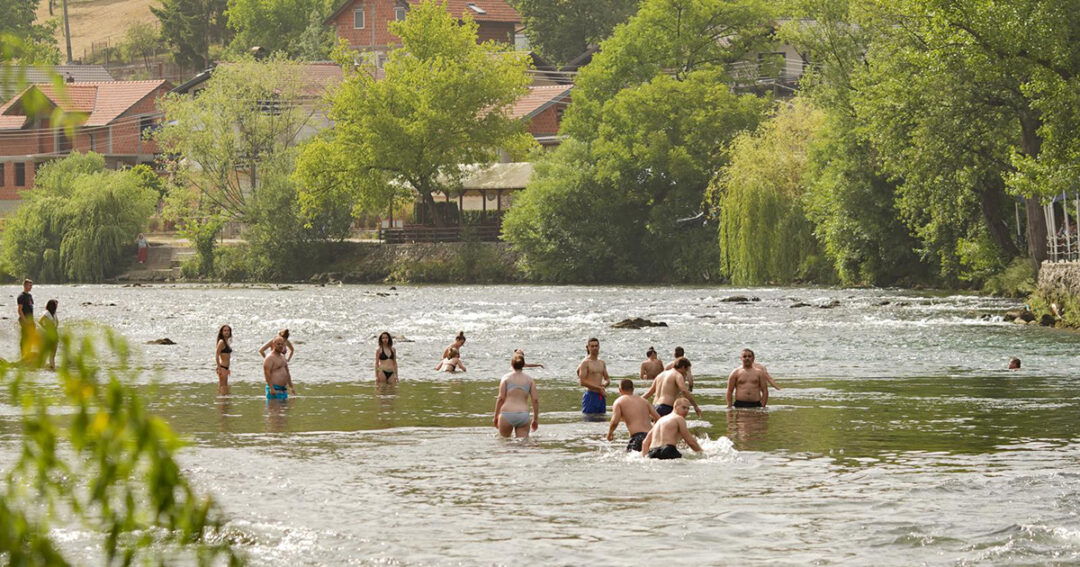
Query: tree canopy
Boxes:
[
  {"xmin": 225, "ymin": 0, "xmax": 333, "ymax": 58},
  {"xmin": 152, "ymin": 0, "xmax": 230, "ymax": 70},
  {"xmin": 511, "ymin": 0, "xmax": 640, "ymax": 66}
]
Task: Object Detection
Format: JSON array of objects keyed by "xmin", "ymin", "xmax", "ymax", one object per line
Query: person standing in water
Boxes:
[
  {"xmin": 39, "ymin": 299, "xmax": 59, "ymax": 370},
  {"xmin": 664, "ymin": 347, "xmax": 694, "ymax": 391},
  {"xmin": 259, "ymin": 329, "xmax": 294, "ymax": 362},
  {"xmin": 375, "ymin": 332, "xmax": 398, "ymax": 384},
  {"xmin": 215, "ymin": 325, "xmax": 233, "ymax": 395},
  {"xmin": 435, "ymin": 331, "xmax": 467, "ymax": 371},
  {"xmin": 263, "ymin": 336, "xmax": 296, "ymax": 400},
  {"xmin": 641, "ymin": 398, "xmax": 703, "ymax": 460},
  {"xmin": 644, "ymin": 357, "xmax": 702, "ymax": 417},
  {"xmin": 493, "ymin": 353, "xmax": 540, "ymax": 438},
  {"xmin": 640, "ymin": 347, "xmax": 664, "ymax": 383},
  {"xmin": 577, "ymin": 337, "xmax": 610, "ymax": 416},
  {"xmin": 607, "ymin": 379, "xmax": 661, "ymax": 452},
  {"xmin": 726, "ymin": 349, "xmax": 769, "ymax": 409},
  {"xmin": 16, "ymin": 279, "xmax": 36, "ymax": 360}
]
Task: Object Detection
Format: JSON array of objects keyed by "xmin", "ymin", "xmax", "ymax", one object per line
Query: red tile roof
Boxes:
[
  {"xmin": 510, "ymin": 84, "xmax": 572, "ymax": 120},
  {"xmin": 0, "ymin": 80, "xmax": 170, "ymax": 129},
  {"xmin": 327, "ymin": 0, "xmax": 519, "ymax": 25}
]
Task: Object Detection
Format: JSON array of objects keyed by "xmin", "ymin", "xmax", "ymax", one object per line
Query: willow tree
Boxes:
[
  {"xmin": 295, "ymin": 0, "xmax": 534, "ymax": 227},
  {"xmin": 714, "ymin": 100, "xmax": 831, "ymax": 285}
]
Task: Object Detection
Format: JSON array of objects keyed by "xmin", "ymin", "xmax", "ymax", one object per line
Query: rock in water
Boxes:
[
  {"xmin": 147, "ymin": 338, "xmax": 177, "ymax": 345},
  {"xmin": 611, "ymin": 318, "xmax": 668, "ymax": 329},
  {"xmin": 721, "ymin": 296, "xmax": 750, "ymax": 303}
]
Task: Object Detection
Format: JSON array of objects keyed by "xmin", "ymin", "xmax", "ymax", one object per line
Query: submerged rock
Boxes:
[
  {"xmin": 721, "ymin": 296, "xmax": 750, "ymax": 303},
  {"xmin": 147, "ymin": 338, "xmax": 177, "ymax": 345},
  {"xmin": 611, "ymin": 317, "xmax": 668, "ymax": 329},
  {"xmin": 790, "ymin": 302, "xmax": 811, "ymax": 308},
  {"xmin": 819, "ymin": 300, "xmax": 842, "ymax": 309}
]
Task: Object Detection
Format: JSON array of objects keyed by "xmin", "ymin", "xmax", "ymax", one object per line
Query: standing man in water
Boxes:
[
  {"xmin": 263, "ymin": 337, "xmax": 296, "ymax": 400},
  {"xmin": 607, "ymin": 379, "xmax": 661, "ymax": 451},
  {"xmin": 726, "ymin": 349, "xmax": 769, "ymax": 409},
  {"xmin": 641, "ymin": 398, "xmax": 703, "ymax": 460},
  {"xmin": 644, "ymin": 357, "xmax": 702, "ymax": 417},
  {"xmin": 640, "ymin": 347, "xmax": 664, "ymax": 383},
  {"xmin": 664, "ymin": 347, "xmax": 693, "ymax": 390},
  {"xmin": 16, "ymin": 278, "xmax": 36, "ymax": 359},
  {"xmin": 577, "ymin": 337, "xmax": 610, "ymax": 416}
]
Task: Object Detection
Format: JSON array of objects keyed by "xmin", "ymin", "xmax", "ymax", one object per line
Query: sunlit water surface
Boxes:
[{"xmin": 2, "ymin": 284, "xmax": 1080, "ymax": 565}]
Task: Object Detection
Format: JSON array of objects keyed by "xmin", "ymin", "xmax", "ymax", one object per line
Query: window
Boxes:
[
  {"xmin": 14, "ymin": 162, "xmax": 26, "ymax": 187},
  {"xmin": 354, "ymin": 7, "xmax": 365, "ymax": 29},
  {"xmin": 467, "ymin": 3, "xmax": 486, "ymax": 14},
  {"xmin": 0, "ymin": 163, "xmax": 5, "ymax": 187},
  {"xmin": 140, "ymin": 116, "xmax": 155, "ymax": 136},
  {"xmin": 57, "ymin": 131, "xmax": 73, "ymax": 153},
  {"xmin": 394, "ymin": 6, "xmax": 407, "ymax": 21}
]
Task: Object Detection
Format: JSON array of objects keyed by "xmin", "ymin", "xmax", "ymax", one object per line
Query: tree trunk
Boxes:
[
  {"xmin": 978, "ymin": 176, "xmax": 1021, "ymax": 259},
  {"xmin": 420, "ymin": 190, "xmax": 445, "ymax": 227},
  {"xmin": 1019, "ymin": 109, "xmax": 1048, "ymax": 265}
]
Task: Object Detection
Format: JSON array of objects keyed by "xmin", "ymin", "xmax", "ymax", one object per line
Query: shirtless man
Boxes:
[
  {"xmin": 726, "ymin": 348, "xmax": 768, "ymax": 409},
  {"xmin": 607, "ymin": 379, "xmax": 661, "ymax": 451},
  {"xmin": 641, "ymin": 398, "xmax": 703, "ymax": 460},
  {"xmin": 643, "ymin": 357, "xmax": 701, "ymax": 418},
  {"xmin": 263, "ymin": 337, "xmax": 296, "ymax": 400},
  {"xmin": 639, "ymin": 347, "xmax": 664, "ymax": 383},
  {"xmin": 577, "ymin": 337, "xmax": 610, "ymax": 415},
  {"xmin": 664, "ymin": 347, "xmax": 693, "ymax": 391}
]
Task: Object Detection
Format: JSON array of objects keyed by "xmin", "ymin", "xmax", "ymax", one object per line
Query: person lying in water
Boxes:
[{"xmin": 641, "ymin": 398, "xmax": 703, "ymax": 460}]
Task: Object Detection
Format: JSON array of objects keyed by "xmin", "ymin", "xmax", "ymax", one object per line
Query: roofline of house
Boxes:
[{"xmin": 522, "ymin": 86, "xmax": 572, "ymax": 120}]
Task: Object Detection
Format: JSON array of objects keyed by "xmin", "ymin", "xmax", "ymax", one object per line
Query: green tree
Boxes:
[
  {"xmin": 225, "ymin": 0, "xmax": 331, "ymax": 58},
  {"xmin": 120, "ymin": 21, "xmax": 161, "ymax": 72},
  {"xmin": 0, "ymin": 0, "xmax": 61, "ymax": 63},
  {"xmin": 295, "ymin": 0, "xmax": 533, "ymax": 227},
  {"xmin": 713, "ymin": 99, "xmax": 831, "ymax": 284},
  {"xmin": 511, "ymin": 0, "xmax": 640, "ymax": 66},
  {"xmin": 152, "ymin": 0, "xmax": 230, "ymax": 70}
]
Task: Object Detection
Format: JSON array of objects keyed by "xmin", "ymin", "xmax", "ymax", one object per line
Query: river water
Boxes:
[{"xmin": 2, "ymin": 284, "xmax": 1080, "ymax": 565}]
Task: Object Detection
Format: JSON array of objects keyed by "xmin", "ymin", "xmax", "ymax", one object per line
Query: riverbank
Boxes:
[{"xmin": 1031, "ymin": 260, "xmax": 1080, "ymax": 329}]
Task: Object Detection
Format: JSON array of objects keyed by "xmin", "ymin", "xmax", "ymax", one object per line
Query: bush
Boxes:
[{"xmin": 983, "ymin": 257, "xmax": 1037, "ymax": 297}]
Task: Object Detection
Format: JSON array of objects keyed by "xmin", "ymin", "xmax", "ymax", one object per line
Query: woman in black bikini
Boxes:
[
  {"xmin": 375, "ymin": 331, "xmax": 398, "ymax": 384},
  {"xmin": 216, "ymin": 325, "xmax": 233, "ymax": 395}
]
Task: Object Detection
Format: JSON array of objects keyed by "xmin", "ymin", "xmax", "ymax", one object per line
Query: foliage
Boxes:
[
  {"xmin": 0, "ymin": 328, "xmax": 243, "ymax": 565},
  {"xmin": 0, "ymin": 154, "xmax": 157, "ymax": 283},
  {"xmin": 982, "ymin": 253, "xmax": 1037, "ymax": 298},
  {"xmin": 226, "ymin": 0, "xmax": 332, "ymax": 58},
  {"xmin": 152, "ymin": 0, "xmax": 230, "ymax": 70},
  {"xmin": 295, "ymin": 0, "xmax": 534, "ymax": 227},
  {"xmin": 293, "ymin": 7, "xmax": 335, "ymax": 61},
  {"xmin": 157, "ymin": 56, "xmax": 316, "ymax": 223},
  {"xmin": 712, "ymin": 99, "xmax": 831, "ymax": 285},
  {"xmin": 0, "ymin": 0, "xmax": 61, "ymax": 63},
  {"xmin": 120, "ymin": 21, "xmax": 161, "ymax": 71},
  {"xmin": 510, "ymin": 0, "xmax": 640, "ymax": 66}
]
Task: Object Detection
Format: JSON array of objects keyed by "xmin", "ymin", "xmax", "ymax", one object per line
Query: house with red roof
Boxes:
[
  {"xmin": 0, "ymin": 79, "xmax": 171, "ymax": 204},
  {"xmin": 326, "ymin": 0, "xmax": 520, "ymax": 57},
  {"xmin": 510, "ymin": 84, "xmax": 572, "ymax": 149}
]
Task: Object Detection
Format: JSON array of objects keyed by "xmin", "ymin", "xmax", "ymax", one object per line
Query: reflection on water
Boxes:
[{"xmin": 2, "ymin": 284, "xmax": 1080, "ymax": 564}]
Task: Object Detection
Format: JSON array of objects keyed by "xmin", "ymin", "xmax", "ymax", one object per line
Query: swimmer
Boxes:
[
  {"xmin": 1008, "ymin": 357, "xmax": 1021, "ymax": 370},
  {"xmin": 607, "ymin": 379, "xmax": 661, "ymax": 452},
  {"xmin": 263, "ymin": 336, "xmax": 296, "ymax": 400},
  {"xmin": 640, "ymin": 347, "xmax": 664, "ymax": 383},
  {"xmin": 577, "ymin": 337, "xmax": 610, "ymax": 415},
  {"xmin": 215, "ymin": 324, "xmax": 233, "ymax": 395},
  {"xmin": 643, "ymin": 357, "xmax": 701, "ymax": 418},
  {"xmin": 513, "ymin": 348, "xmax": 544, "ymax": 369},
  {"xmin": 259, "ymin": 329, "xmax": 294, "ymax": 362},
  {"xmin": 640, "ymin": 398, "xmax": 703, "ymax": 459},
  {"xmin": 493, "ymin": 353, "xmax": 539, "ymax": 438},
  {"xmin": 664, "ymin": 347, "xmax": 694, "ymax": 391},
  {"xmin": 726, "ymin": 348, "xmax": 768, "ymax": 409},
  {"xmin": 375, "ymin": 331, "xmax": 398, "ymax": 384},
  {"xmin": 435, "ymin": 331, "xmax": 467, "ymax": 371}
]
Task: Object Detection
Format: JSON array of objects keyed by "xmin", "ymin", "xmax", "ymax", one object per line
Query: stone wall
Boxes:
[{"xmin": 1035, "ymin": 261, "xmax": 1080, "ymax": 328}]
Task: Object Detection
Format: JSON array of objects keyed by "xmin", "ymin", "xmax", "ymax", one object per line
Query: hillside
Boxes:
[{"xmin": 35, "ymin": 0, "xmax": 158, "ymax": 62}]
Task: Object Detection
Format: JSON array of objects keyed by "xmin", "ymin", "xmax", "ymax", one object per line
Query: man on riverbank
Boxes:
[
  {"xmin": 727, "ymin": 349, "xmax": 768, "ymax": 409},
  {"xmin": 607, "ymin": 379, "xmax": 661, "ymax": 451},
  {"xmin": 16, "ymin": 279, "xmax": 37, "ymax": 359},
  {"xmin": 264, "ymin": 337, "xmax": 296, "ymax": 400},
  {"xmin": 641, "ymin": 398, "xmax": 703, "ymax": 460},
  {"xmin": 577, "ymin": 337, "xmax": 610, "ymax": 417},
  {"xmin": 664, "ymin": 347, "xmax": 693, "ymax": 390},
  {"xmin": 640, "ymin": 347, "xmax": 664, "ymax": 383},
  {"xmin": 644, "ymin": 357, "xmax": 702, "ymax": 418}
]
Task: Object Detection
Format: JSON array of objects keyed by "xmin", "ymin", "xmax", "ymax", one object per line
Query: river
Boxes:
[{"xmin": 2, "ymin": 284, "xmax": 1079, "ymax": 565}]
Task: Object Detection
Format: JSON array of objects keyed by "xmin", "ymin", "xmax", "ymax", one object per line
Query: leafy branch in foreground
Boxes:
[{"xmin": 1, "ymin": 328, "xmax": 244, "ymax": 566}]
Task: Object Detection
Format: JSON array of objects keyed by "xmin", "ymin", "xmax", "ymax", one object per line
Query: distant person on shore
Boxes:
[
  {"xmin": 375, "ymin": 331, "xmax": 398, "ymax": 384},
  {"xmin": 1008, "ymin": 357, "xmax": 1021, "ymax": 371},
  {"xmin": 640, "ymin": 347, "xmax": 664, "ymax": 383},
  {"xmin": 259, "ymin": 329, "xmax": 294, "ymax": 362},
  {"xmin": 577, "ymin": 337, "xmax": 611, "ymax": 416},
  {"xmin": 136, "ymin": 233, "xmax": 149, "ymax": 264},
  {"xmin": 726, "ymin": 349, "xmax": 769, "ymax": 409},
  {"xmin": 16, "ymin": 279, "xmax": 37, "ymax": 360},
  {"xmin": 607, "ymin": 379, "xmax": 661, "ymax": 452},
  {"xmin": 640, "ymin": 398, "xmax": 703, "ymax": 460},
  {"xmin": 514, "ymin": 348, "xmax": 544, "ymax": 369},
  {"xmin": 644, "ymin": 357, "xmax": 702, "ymax": 418},
  {"xmin": 493, "ymin": 353, "xmax": 539, "ymax": 438},
  {"xmin": 664, "ymin": 347, "xmax": 693, "ymax": 391},
  {"xmin": 263, "ymin": 336, "xmax": 296, "ymax": 400},
  {"xmin": 39, "ymin": 299, "xmax": 59, "ymax": 370},
  {"xmin": 215, "ymin": 325, "xmax": 233, "ymax": 395}
]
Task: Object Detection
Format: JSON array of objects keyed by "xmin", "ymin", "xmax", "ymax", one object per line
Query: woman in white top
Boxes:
[{"xmin": 39, "ymin": 299, "xmax": 59, "ymax": 370}]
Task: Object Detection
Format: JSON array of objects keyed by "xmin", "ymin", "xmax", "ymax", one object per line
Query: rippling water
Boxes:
[{"xmin": 3, "ymin": 284, "xmax": 1080, "ymax": 565}]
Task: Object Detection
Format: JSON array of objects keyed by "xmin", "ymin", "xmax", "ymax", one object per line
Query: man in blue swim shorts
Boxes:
[
  {"xmin": 577, "ymin": 337, "xmax": 610, "ymax": 416},
  {"xmin": 263, "ymin": 337, "xmax": 296, "ymax": 400}
]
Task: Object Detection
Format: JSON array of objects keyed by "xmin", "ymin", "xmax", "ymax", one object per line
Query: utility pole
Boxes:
[{"xmin": 62, "ymin": 0, "xmax": 73, "ymax": 63}]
